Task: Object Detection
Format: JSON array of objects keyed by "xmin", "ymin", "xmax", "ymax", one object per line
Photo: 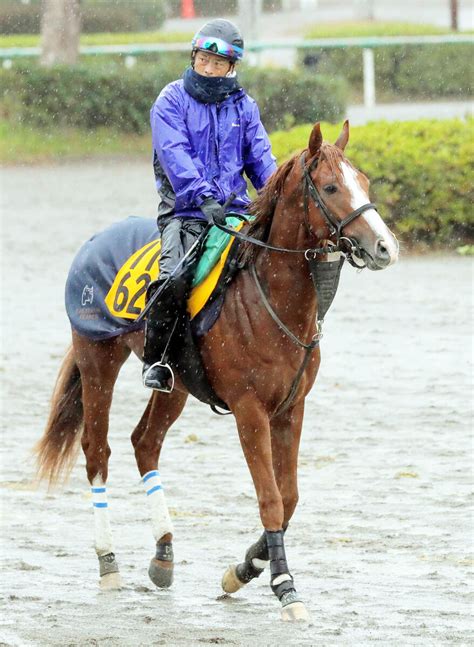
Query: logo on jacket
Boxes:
[
  {"xmin": 231, "ymin": 122, "xmax": 240, "ymax": 127},
  {"xmin": 81, "ymin": 285, "xmax": 94, "ymax": 306}
]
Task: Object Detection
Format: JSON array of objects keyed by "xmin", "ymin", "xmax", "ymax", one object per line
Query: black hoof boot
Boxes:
[
  {"xmin": 221, "ymin": 532, "xmax": 268, "ymax": 593},
  {"xmin": 148, "ymin": 541, "xmax": 174, "ymax": 588},
  {"xmin": 266, "ymin": 529, "xmax": 309, "ymax": 623},
  {"xmin": 142, "ymin": 362, "xmax": 174, "ymax": 393}
]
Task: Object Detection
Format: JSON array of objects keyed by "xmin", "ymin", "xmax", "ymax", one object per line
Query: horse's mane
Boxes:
[{"xmin": 240, "ymin": 143, "xmax": 345, "ymax": 263}]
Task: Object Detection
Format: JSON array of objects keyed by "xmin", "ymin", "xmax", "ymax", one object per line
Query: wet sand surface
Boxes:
[{"xmin": 1, "ymin": 162, "xmax": 472, "ymax": 646}]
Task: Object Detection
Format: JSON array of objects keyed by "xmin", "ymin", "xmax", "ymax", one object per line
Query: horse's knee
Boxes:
[
  {"xmin": 258, "ymin": 491, "xmax": 284, "ymax": 529},
  {"xmin": 282, "ymin": 489, "xmax": 298, "ymax": 519}
]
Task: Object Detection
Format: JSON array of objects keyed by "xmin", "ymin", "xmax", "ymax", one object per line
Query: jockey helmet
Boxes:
[{"xmin": 191, "ymin": 19, "xmax": 244, "ymax": 63}]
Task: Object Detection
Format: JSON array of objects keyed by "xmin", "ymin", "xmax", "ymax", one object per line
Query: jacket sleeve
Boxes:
[
  {"xmin": 150, "ymin": 86, "xmax": 213, "ymax": 210},
  {"xmin": 243, "ymin": 100, "xmax": 277, "ymax": 191}
]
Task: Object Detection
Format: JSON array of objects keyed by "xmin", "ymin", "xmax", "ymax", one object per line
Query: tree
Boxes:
[
  {"xmin": 40, "ymin": 0, "xmax": 81, "ymax": 67},
  {"xmin": 450, "ymin": 0, "xmax": 458, "ymax": 30}
]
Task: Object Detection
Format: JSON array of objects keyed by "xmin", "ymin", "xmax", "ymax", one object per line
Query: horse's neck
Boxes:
[{"xmin": 254, "ymin": 197, "xmax": 318, "ymax": 339}]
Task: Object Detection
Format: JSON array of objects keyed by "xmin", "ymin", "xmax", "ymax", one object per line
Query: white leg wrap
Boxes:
[
  {"xmin": 142, "ymin": 470, "xmax": 173, "ymax": 541},
  {"xmin": 273, "ymin": 573, "xmax": 292, "ymax": 586},
  {"xmin": 252, "ymin": 558, "xmax": 269, "ymax": 570},
  {"xmin": 91, "ymin": 477, "xmax": 114, "ymax": 557}
]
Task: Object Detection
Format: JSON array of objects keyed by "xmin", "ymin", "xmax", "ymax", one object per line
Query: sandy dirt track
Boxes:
[{"xmin": 1, "ymin": 162, "xmax": 472, "ymax": 646}]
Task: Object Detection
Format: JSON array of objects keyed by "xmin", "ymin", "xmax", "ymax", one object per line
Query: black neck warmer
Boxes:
[{"xmin": 183, "ymin": 66, "xmax": 241, "ymax": 104}]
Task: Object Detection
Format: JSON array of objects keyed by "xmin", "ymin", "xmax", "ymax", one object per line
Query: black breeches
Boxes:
[{"xmin": 157, "ymin": 216, "xmax": 208, "ymax": 301}]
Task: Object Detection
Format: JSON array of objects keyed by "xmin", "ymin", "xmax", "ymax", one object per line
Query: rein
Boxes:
[{"xmin": 213, "ymin": 218, "xmax": 335, "ymax": 256}]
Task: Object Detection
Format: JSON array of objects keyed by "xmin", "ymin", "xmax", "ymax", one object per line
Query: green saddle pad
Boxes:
[{"xmin": 192, "ymin": 213, "xmax": 251, "ymax": 288}]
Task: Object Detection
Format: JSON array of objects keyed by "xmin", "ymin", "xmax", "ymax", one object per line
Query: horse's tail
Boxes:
[{"xmin": 35, "ymin": 346, "xmax": 84, "ymax": 486}]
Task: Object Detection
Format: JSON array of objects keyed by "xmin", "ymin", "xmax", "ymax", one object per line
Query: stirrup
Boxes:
[{"xmin": 142, "ymin": 362, "xmax": 175, "ymax": 393}]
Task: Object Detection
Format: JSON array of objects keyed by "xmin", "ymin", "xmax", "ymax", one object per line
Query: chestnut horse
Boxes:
[{"xmin": 36, "ymin": 122, "xmax": 398, "ymax": 622}]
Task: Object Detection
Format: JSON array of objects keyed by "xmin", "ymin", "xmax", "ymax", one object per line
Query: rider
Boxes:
[{"xmin": 142, "ymin": 18, "xmax": 277, "ymax": 392}]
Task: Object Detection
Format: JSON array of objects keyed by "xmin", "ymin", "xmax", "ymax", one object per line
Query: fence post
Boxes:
[
  {"xmin": 363, "ymin": 47, "xmax": 375, "ymax": 109},
  {"xmin": 239, "ymin": 0, "xmax": 262, "ymax": 66}
]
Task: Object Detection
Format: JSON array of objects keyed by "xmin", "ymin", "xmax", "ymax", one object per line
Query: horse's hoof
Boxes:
[
  {"xmin": 99, "ymin": 571, "xmax": 123, "ymax": 591},
  {"xmin": 221, "ymin": 564, "xmax": 244, "ymax": 593},
  {"xmin": 148, "ymin": 558, "xmax": 174, "ymax": 588},
  {"xmin": 281, "ymin": 601, "xmax": 310, "ymax": 623}
]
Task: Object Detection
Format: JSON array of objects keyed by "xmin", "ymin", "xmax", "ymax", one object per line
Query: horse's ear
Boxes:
[
  {"xmin": 334, "ymin": 120, "xmax": 349, "ymax": 151},
  {"xmin": 308, "ymin": 122, "xmax": 323, "ymax": 157}
]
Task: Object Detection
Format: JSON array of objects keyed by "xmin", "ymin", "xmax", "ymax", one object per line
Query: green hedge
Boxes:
[
  {"xmin": 0, "ymin": 31, "xmax": 193, "ymax": 48},
  {"xmin": 0, "ymin": 3, "xmax": 40, "ymax": 35},
  {"xmin": 270, "ymin": 119, "xmax": 474, "ymax": 246},
  {"xmin": 239, "ymin": 67, "xmax": 347, "ymax": 131},
  {"xmin": 0, "ymin": 1, "xmax": 166, "ymax": 35},
  {"xmin": 0, "ymin": 63, "xmax": 347, "ymax": 134},
  {"xmin": 302, "ymin": 23, "xmax": 473, "ymax": 99},
  {"xmin": 1, "ymin": 115, "xmax": 472, "ymax": 247}
]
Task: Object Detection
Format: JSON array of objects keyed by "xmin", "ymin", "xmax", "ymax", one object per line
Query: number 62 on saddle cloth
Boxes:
[{"xmin": 65, "ymin": 215, "xmax": 246, "ymax": 341}]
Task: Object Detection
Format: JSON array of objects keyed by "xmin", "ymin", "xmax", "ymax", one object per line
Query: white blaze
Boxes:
[{"xmin": 340, "ymin": 161, "xmax": 398, "ymax": 261}]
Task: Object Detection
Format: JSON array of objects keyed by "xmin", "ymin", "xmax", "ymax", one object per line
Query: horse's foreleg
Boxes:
[
  {"xmin": 221, "ymin": 531, "xmax": 269, "ymax": 593},
  {"xmin": 268, "ymin": 402, "xmax": 308, "ymax": 621},
  {"xmin": 222, "ymin": 402, "xmax": 305, "ymax": 595},
  {"xmin": 222, "ymin": 397, "xmax": 277, "ymax": 593},
  {"xmin": 271, "ymin": 401, "xmax": 304, "ymax": 528},
  {"xmin": 225, "ymin": 396, "xmax": 308, "ymax": 621},
  {"xmin": 74, "ymin": 333, "xmax": 127, "ymax": 590},
  {"xmin": 131, "ymin": 389, "xmax": 187, "ymax": 588}
]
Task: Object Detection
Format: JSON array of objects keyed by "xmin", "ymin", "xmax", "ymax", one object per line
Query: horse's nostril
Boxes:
[{"xmin": 376, "ymin": 239, "xmax": 390, "ymax": 260}]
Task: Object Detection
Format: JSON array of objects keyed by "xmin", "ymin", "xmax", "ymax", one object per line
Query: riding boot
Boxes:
[
  {"xmin": 142, "ymin": 280, "xmax": 177, "ymax": 392},
  {"xmin": 142, "ymin": 216, "xmax": 207, "ymax": 392}
]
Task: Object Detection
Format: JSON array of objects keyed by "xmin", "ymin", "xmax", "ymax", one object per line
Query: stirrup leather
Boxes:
[{"xmin": 142, "ymin": 362, "xmax": 175, "ymax": 393}]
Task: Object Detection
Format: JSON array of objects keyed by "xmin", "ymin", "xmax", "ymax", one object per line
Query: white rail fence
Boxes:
[{"xmin": 1, "ymin": 35, "xmax": 472, "ymax": 109}]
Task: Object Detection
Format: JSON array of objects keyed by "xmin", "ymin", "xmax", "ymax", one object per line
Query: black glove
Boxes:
[{"xmin": 199, "ymin": 197, "xmax": 227, "ymax": 226}]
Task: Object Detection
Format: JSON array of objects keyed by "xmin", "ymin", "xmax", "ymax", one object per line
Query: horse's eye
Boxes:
[{"xmin": 324, "ymin": 184, "xmax": 337, "ymax": 194}]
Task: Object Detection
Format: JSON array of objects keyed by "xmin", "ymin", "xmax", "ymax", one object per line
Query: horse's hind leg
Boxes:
[
  {"xmin": 131, "ymin": 389, "xmax": 188, "ymax": 588},
  {"xmin": 73, "ymin": 331, "xmax": 129, "ymax": 590}
]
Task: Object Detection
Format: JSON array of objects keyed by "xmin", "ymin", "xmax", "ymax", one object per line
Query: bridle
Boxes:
[{"xmin": 301, "ymin": 152, "xmax": 376, "ymax": 268}]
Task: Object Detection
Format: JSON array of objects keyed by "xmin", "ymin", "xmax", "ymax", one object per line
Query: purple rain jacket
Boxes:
[{"xmin": 150, "ymin": 79, "xmax": 277, "ymax": 220}]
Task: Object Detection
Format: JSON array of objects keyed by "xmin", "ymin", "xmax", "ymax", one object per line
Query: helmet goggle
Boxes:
[{"xmin": 192, "ymin": 35, "xmax": 243, "ymax": 61}]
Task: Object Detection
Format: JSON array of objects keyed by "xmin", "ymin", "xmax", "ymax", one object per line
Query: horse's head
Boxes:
[{"xmin": 303, "ymin": 121, "xmax": 399, "ymax": 270}]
